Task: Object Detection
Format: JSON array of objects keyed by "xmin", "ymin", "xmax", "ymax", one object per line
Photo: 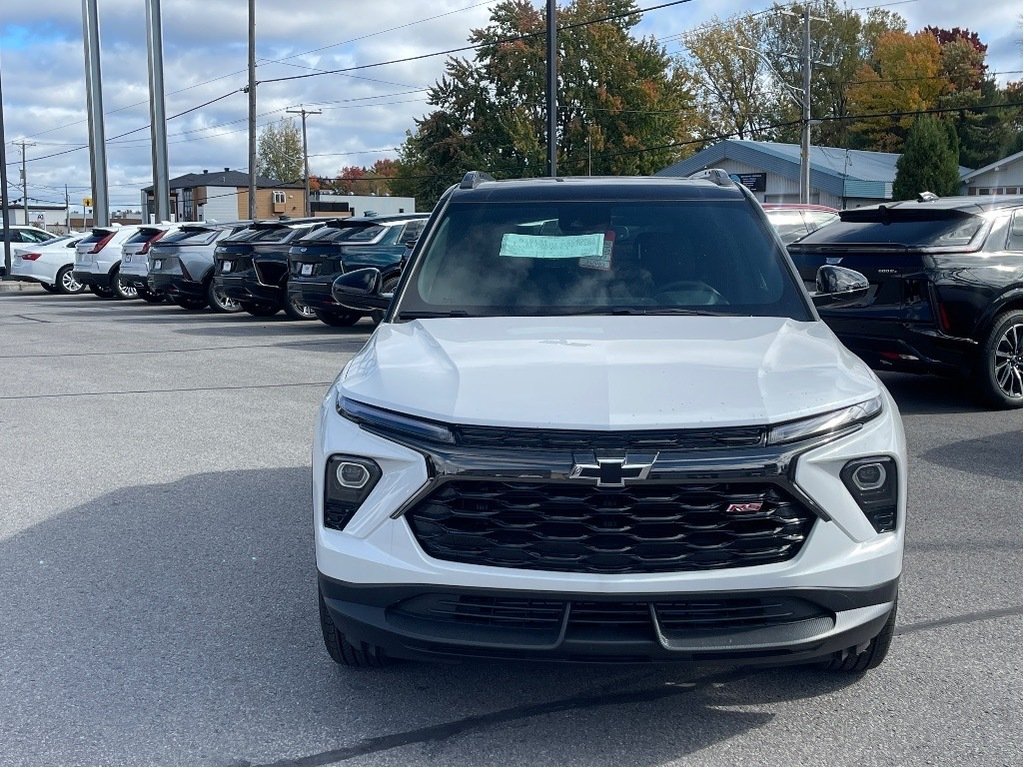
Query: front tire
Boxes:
[
  {"xmin": 978, "ymin": 310, "xmax": 1023, "ymax": 409},
  {"xmin": 820, "ymin": 600, "xmax": 897, "ymax": 673},
  {"xmin": 55, "ymin": 265, "xmax": 87, "ymax": 295},
  {"xmin": 318, "ymin": 588, "xmax": 388, "ymax": 668}
]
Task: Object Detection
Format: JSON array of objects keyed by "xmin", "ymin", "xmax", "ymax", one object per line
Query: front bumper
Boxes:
[{"xmin": 320, "ymin": 574, "xmax": 896, "ymax": 664}]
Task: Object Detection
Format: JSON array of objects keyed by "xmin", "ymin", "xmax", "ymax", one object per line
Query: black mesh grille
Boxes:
[
  {"xmin": 406, "ymin": 481, "xmax": 815, "ymax": 574},
  {"xmin": 452, "ymin": 425, "xmax": 765, "ymax": 451}
]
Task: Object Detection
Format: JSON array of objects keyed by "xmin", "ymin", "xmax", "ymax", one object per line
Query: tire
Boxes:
[
  {"xmin": 40, "ymin": 282, "xmax": 59, "ymax": 294},
  {"xmin": 977, "ymin": 310, "xmax": 1023, "ymax": 409},
  {"xmin": 138, "ymin": 287, "xmax": 165, "ymax": 304},
  {"xmin": 282, "ymin": 288, "xmax": 317, "ymax": 321},
  {"xmin": 88, "ymin": 283, "xmax": 115, "ymax": 299},
  {"xmin": 820, "ymin": 599, "xmax": 897, "ymax": 673},
  {"xmin": 206, "ymin": 279, "xmax": 242, "ymax": 313},
  {"xmin": 370, "ymin": 275, "xmax": 400, "ymax": 327},
  {"xmin": 55, "ymin": 265, "xmax": 87, "ymax": 295},
  {"xmin": 241, "ymin": 301, "xmax": 280, "ymax": 317},
  {"xmin": 314, "ymin": 309, "xmax": 362, "ymax": 327},
  {"xmin": 111, "ymin": 268, "xmax": 138, "ymax": 300},
  {"xmin": 318, "ymin": 588, "xmax": 388, "ymax": 668},
  {"xmin": 174, "ymin": 296, "xmax": 208, "ymax": 310}
]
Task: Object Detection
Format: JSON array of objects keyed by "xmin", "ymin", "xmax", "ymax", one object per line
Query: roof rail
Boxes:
[
  {"xmin": 687, "ymin": 168, "xmax": 735, "ymax": 187},
  {"xmin": 459, "ymin": 171, "xmax": 496, "ymax": 190}
]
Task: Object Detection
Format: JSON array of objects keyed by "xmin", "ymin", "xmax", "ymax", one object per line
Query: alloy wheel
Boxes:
[
  {"xmin": 61, "ymin": 270, "xmax": 83, "ymax": 293},
  {"xmin": 993, "ymin": 320, "xmax": 1024, "ymax": 399}
]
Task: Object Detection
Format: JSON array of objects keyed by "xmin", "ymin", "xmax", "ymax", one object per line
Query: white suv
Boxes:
[
  {"xmin": 73, "ymin": 225, "xmax": 140, "ymax": 299},
  {"xmin": 314, "ymin": 172, "xmax": 906, "ymax": 672}
]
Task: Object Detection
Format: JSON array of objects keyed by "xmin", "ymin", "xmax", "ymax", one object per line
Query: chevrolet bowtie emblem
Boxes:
[{"xmin": 569, "ymin": 455, "xmax": 657, "ymax": 489}]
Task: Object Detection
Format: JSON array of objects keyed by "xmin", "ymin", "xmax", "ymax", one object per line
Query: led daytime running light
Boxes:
[
  {"xmin": 767, "ymin": 395, "xmax": 883, "ymax": 446},
  {"xmin": 338, "ymin": 395, "xmax": 455, "ymax": 444}
]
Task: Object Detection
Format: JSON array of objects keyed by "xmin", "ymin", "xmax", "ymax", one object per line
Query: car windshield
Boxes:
[
  {"xmin": 300, "ymin": 225, "xmax": 375, "ymax": 243},
  {"xmin": 159, "ymin": 227, "xmax": 219, "ymax": 246},
  {"xmin": 795, "ymin": 211, "xmax": 984, "ymax": 248},
  {"xmin": 395, "ymin": 200, "xmax": 812, "ymax": 320}
]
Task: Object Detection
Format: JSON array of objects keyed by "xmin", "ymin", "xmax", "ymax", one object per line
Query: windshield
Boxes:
[
  {"xmin": 159, "ymin": 227, "xmax": 219, "ymax": 246},
  {"xmin": 300, "ymin": 224, "xmax": 375, "ymax": 243},
  {"xmin": 395, "ymin": 200, "xmax": 812, "ymax": 320},
  {"xmin": 795, "ymin": 212, "xmax": 984, "ymax": 248}
]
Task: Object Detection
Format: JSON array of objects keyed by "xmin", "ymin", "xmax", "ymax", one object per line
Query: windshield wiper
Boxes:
[
  {"xmin": 551, "ymin": 307, "xmax": 726, "ymax": 316},
  {"xmin": 396, "ymin": 309, "xmax": 472, "ymax": 320}
]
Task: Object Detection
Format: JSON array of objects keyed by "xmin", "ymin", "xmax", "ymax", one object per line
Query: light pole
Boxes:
[
  {"xmin": 0, "ymin": 59, "xmax": 11, "ymax": 278},
  {"xmin": 546, "ymin": 0, "xmax": 557, "ymax": 177}
]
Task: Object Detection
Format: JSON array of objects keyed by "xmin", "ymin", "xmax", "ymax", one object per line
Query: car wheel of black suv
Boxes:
[
  {"xmin": 314, "ymin": 309, "xmax": 362, "ymax": 327},
  {"xmin": 206, "ymin": 278, "xmax": 242, "ymax": 314},
  {"xmin": 318, "ymin": 588, "xmax": 388, "ymax": 668},
  {"xmin": 112, "ymin": 269, "xmax": 138, "ymax": 300},
  {"xmin": 88, "ymin": 283, "xmax": 115, "ymax": 299},
  {"xmin": 283, "ymin": 292, "xmax": 317, "ymax": 321},
  {"xmin": 819, "ymin": 598, "xmax": 897, "ymax": 673},
  {"xmin": 979, "ymin": 310, "xmax": 1024, "ymax": 409}
]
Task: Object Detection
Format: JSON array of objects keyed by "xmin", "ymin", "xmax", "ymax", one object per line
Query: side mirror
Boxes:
[
  {"xmin": 812, "ymin": 265, "xmax": 869, "ymax": 308},
  {"xmin": 331, "ymin": 267, "xmax": 390, "ymax": 311}
]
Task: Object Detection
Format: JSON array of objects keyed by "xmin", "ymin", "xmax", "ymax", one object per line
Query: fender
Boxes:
[{"xmin": 973, "ymin": 284, "xmax": 1023, "ymax": 340}]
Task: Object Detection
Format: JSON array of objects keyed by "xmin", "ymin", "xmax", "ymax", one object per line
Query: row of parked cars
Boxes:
[{"xmin": 5, "ymin": 213, "xmax": 428, "ymax": 326}]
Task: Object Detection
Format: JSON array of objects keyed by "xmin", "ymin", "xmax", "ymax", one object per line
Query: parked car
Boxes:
[
  {"xmin": 147, "ymin": 222, "xmax": 251, "ymax": 312},
  {"xmin": 788, "ymin": 195, "xmax": 1023, "ymax": 408},
  {"xmin": 313, "ymin": 170, "xmax": 906, "ymax": 672},
  {"xmin": 763, "ymin": 203, "xmax": 839, "ymax": 244},
  {"xmin": 8, "ymin": 235, "xmax": 86, "ymax": 294},
  {"xmin": 287, "ymin": 214, "xmax": 428, "ymax": 327},
  {"xmin": 213, "ymin": 218, "xmax": 326, "ymax": 319},
  {"xmin": 119, "ymin": 224, "xmax": 177, "ymax": 303},
  {"xmin": 73, "ymin": 225, "xmax": 141, "ymax": 298}
]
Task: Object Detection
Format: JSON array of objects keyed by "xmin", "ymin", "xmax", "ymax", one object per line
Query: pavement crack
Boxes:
[{"xmin": 260, "ymin": 668, "xmax": 753, "ymax": 766}]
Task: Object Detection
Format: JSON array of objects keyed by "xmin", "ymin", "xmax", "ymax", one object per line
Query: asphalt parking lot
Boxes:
[{"xmin": 0, "ymin": 285, "xmax": 1020, "ymax": 767}]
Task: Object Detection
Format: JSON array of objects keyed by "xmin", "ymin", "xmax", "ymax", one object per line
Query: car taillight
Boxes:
[
  {"xmin": 91, "ymin": 232, "xmax": 116, "ymax": 253},
  {"xmin": 21, "ymin": 252, "xmax": 42, "ymax": 261},
  {"xmin": 139, "ymin": 230, "xmax": 166, "ymax": 255}
]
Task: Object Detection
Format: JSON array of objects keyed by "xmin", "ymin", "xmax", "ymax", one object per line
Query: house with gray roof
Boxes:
[
  {"xmin": 959, "ymin": 151, "xmax": 1023, "ymax": 196},
  {"xmin": 141, "ymin": 168, "xmax": 305, "ymax": 223},
  {"xmin": 657, "ymin": 140, "xmax": 973, "ymax": 209}
]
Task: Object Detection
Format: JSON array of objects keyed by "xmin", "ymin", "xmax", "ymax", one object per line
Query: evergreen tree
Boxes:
[{"xmin": 892, "ymin": 115, "xmax": 962, "ymax": 199}]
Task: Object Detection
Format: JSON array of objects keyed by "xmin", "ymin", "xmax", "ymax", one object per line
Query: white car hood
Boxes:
[{"xmin": 338, "ymin": 316, "xmax": 880, "ymax": 429}]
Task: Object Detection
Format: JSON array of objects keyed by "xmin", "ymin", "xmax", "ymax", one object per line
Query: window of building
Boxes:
[{"xmin": 273, "ymin": 191, "xmax": 287, "ymax": 205}]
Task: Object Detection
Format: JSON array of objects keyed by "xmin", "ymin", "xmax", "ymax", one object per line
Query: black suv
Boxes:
[
  {"xmin": 212, "ymin": 219, "xmax": 326, "ymax": 319},
  {"xmin": 788, "ymin": 196, "xmax": 1023, "ymax": 407},
  {"xmin": 287, "ymin": 214, "xmax": 427, "ymax": 327}
]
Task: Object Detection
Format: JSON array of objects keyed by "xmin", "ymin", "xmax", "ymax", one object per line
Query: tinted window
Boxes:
[
  {"xmin": 804, "ymin": 211, "xmax": 839, "ymax": 231},
  {"xmin": 345, "ymin": 225, "xmax": 386, "ymax": 243},
  {"xmin": 159, "ymin": 228, "xmax": 219, "ymax": 246},
  {"xmin": 1008, "ymin": 209, "xmax": 1023, "ymax": 252},
  {"xmin": 398, "ymin": 200, "xmax": 811, "ymax": 320},
  {"xmin": 765, "ymin": 210, "xmax": 808, "ymax": 244},
  {"xmin": 796, "ymin": 213, "xmax": 983, "ymax": 248},
  {"xmin": 124, "ymin": 229, "xmax": 164, "ymax": 245},
  {"xmin": 300, "ymin": 225, "xmax": 371, "ymax": 243},
  {"xmin": 983, "ymin": 215, "xmax": 1012, "ymax": 253},
  {"xmin": 401, "ymin": 220, "xmax": 426, "ymax": 242}
]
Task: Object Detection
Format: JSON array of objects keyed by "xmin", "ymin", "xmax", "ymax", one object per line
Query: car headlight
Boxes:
[
  {"xmin": 766, "ymin": 394, "xmax": 884, "ymax": 446},
  {"xmin": 324, "ymin": 455, "xmax": 382, "ymax": 531},
  {"xmin": 337, "ymin": 394, "xmax": 455, "ymax": 445}
]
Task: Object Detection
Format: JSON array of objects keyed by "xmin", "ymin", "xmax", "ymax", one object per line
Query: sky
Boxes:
[{"xmin": 0, "ymin": 0, "xmax": 1021, "ymax": 213}]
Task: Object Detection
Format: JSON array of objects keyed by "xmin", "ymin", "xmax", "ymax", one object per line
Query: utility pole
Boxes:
[
  {"xmin": 800, "ymin": 6, "xmax": 811, "ymax": 204},
  {"xmin": 145, "ymin": 0, "xmax": 170, "ymax": 223},
  {"xmin": 247, "ymin": 0, "xmax": 257, "ymax": 221},
  {"xmin": 286, "ymin": 106, "xmax": 320, "ymax": 217},
  {"xmin": 15, "ymin": 139, "xmax": 34, "ymax": 225},
  {"xmin": 65, "ymin": 185, "xmax": 70, "ymax": 231},
  {"xmin": 0, "ymin": 58, "xmax": 11, "ymax": 279},
  {"xmin": 546, "ymin": 0, "xmax": 557, "ymax": 178}
]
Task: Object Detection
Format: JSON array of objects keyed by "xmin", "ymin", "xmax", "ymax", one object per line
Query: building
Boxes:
[
  {"xmin": 1, "ymin": 202, "xmax": 71, "ymax": 233},
  {"xmin": 959, "ymin": 151, "xmax": 1023, "ymax": 196},
  {"xmin": 657, "ymin": 139, "xmax": 972, "ymax": 209},
  {"xmin": 310, "ymin": 192, "xmax": 417, "ymax": 218},
  {"xmin": 140, "ymin": 169, "xmax": 306, "ymax": 223}
]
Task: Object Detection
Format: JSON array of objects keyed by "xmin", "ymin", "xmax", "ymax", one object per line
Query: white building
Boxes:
[
  {"xmin": 959, "ymin": 151, "xmax": 1023, "ymax": 196},
  {"xmin": 310, "ymin": 193, "xmax": 417, "ymax": 218},
  {"xmin": 1, "ymin": 202, "xmax": 71, "ymax": 233}
]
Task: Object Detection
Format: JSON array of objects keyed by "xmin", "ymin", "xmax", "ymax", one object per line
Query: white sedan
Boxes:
[{"xmin": 9, "ymin": 235, "xmax": 87, "ymax": 294}]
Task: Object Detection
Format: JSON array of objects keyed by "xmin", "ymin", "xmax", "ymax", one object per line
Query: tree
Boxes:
[
  {"xmin": 256, "ymin": 119, "xmax": 303, "ymax": 182},
  {"xmin": 892, "ymin": 115, "xmax": 961, "ymax": 199},
  {"xmin": 396, "ymin": 0, "xmax": 697, "ymax": 206}
]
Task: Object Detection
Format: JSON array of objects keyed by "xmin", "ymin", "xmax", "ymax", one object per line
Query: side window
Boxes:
[
  {"xmin": 402, "ymin": 220, "xmax": 425, "ymax": 243},
  {"xmin": 1007, "ymin": 209, "xmax": 1023, "ymax": 252},
  {"xmin": 983, "ymin": 215, "xmax": 1012, "ymax": 253}
]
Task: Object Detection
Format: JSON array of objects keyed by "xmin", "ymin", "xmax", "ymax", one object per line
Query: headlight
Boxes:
[
  {"xmin": 324, "ymin": 455, "xmax": 382, "ymax": 531},
  {"xmin": 337, "ymin": 395, "xmax": 455, "ymax": 445},
  {"xmin": 766, "ymin": 394, "xmax": 883, "ymax": 446}
]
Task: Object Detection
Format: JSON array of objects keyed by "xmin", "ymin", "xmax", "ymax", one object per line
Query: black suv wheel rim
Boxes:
[{"xmin": 994, "ymin": 321, "xmax": 1023, "ymax": 399}]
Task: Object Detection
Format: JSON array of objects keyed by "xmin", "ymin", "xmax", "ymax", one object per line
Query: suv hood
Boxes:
[{"xmin": 338, "ymin": 316, "xmax": 880, "ymax": 429}]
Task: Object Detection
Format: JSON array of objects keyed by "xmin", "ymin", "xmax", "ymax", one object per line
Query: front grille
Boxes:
[
  {"xmin": 406, "ymin": 481, "xmax": 815, "ymax": 574},
  {"xmin": 452, "ymin": 425, "xmax": 765, "ymax": 451},
  {"xmin": 391, "ymin": 593, "xmax": 828, "ymax": 635}
]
